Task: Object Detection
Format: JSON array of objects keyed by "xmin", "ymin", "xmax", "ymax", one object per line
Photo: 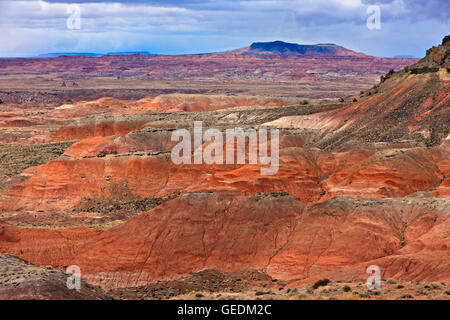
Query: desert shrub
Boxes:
[
  {"xmin": 386, "ymin": 279, "xmax": 396, "ymax": 284},
  {"xmin": 380, "ymin": 69, "xmax": 395, "ymax": 82},
  {"xmin": 431, "ymin": 284, "xmax": 441, "ymax": 290},
  {"xmin": 312, "ymin": 278, "xmax": 331, "ymax": 289},
  {"xmin": 343, "ymin": 285, "xmax": 352, "ymax": 292}
]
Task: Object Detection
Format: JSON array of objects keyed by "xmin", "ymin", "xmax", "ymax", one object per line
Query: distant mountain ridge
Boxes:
[
  {"xmin": 38, "ymin": 51, "xmax": 153, "ymax": 58},
  {"xmin": 37, "ymin": 41, "xmax": 373, "ymax": 58},
  {"xmin": 106, "ymin": 51, "xmax": 152, "ymax": 56},
  {"xmin": 38, "ymin": 52, "xmax": 103, "ymax": 58}
]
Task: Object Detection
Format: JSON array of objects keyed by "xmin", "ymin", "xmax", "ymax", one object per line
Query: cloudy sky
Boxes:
[{"xmin": 0, "ymin": 0, "xmax": 448, "ymax": 57}]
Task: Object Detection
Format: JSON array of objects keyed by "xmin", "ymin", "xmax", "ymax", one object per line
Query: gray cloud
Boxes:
[
  {"xmin": 362, "ymin": 0, "xmax": 449, "ymax": 21},
  {"xmin": 35, "ymin": 0, "xmax": 450, "ymax": 21}
]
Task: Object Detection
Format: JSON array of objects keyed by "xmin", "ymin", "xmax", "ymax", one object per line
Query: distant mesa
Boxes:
[
  {"xmin": 241, "ymin": 40, "xmax": 368, "ymax": 57},
  {"xmin": 37, "ymin": 51, "xmax": 153, "ymax": 58},
  {"xmin": 106, "ymin": 51, "xmax": 153, "ymax": 55},
  {"xmin": 37, "ymin": 52, "xmax": 103, "ymax": 58},
  {"xmin": 393, "ymin": 54, "xmax": 416, "ymax": 58}
]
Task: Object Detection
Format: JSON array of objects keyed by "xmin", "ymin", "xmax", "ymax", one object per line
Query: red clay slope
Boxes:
[
  {"xmin": 2, "ymin": 133, "xmax": 449, "ymax": 213},
  {"xmin": 0, "ymin": 193, "xmax": 448, "ymax": 289}
]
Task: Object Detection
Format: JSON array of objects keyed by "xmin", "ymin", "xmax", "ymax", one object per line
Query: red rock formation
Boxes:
[
  {"xmin": 2, "ymin": 130, "xmax": 448, "ymax": 212},
  {"xmin": 0, "ymin": 193, "xmax": 448, "ymax": 289},
  {"xmin": 44, "ymin": 95, "xmax": 287, "ymax": 142}
]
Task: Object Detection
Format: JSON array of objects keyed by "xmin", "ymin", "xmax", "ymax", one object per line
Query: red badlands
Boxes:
[{"xmin": 0, "ymin": 39, "xmax": 448, "ymax": 299}]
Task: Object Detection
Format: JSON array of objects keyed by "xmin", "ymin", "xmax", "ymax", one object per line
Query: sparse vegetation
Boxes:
[
  {"xmin": 109, "ymin": 279, "xmax": 449, "ymax": 300},
  {"xmin": 387, "ymin": 279, "xmax": 396, "ymax": 284},
  {"xmin": 0, "ymin": 142, "xmax": 74, "ymax": 192},
  {"xmin": 312, "ymin": 278, "xmax": 331, "ymax": 289},
  {"xmin": 380, "ymin": 69, "xmax": 395, "ymax": 82},
  {"xmin": 431, "ymin": 283, "xmax": 441, "ymax": 290},
  {"xmin": 71, "ymin": 193, "xmax": 180, "ymax": 214}
]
